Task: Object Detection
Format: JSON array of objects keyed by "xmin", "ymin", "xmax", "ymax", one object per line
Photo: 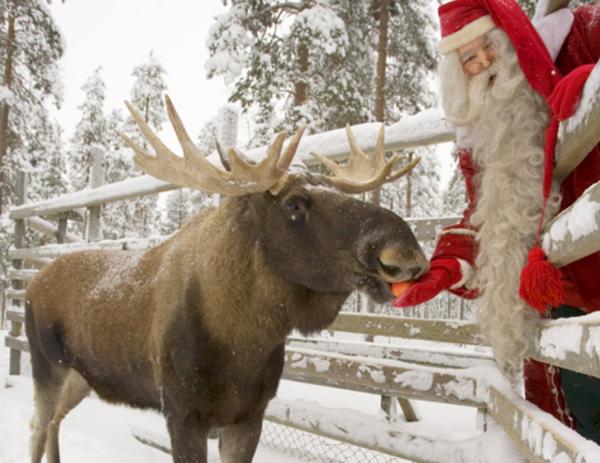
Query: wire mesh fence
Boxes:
[{"xmin": 260, "ymin": 420, "xmax": 410, "ymax": 463}]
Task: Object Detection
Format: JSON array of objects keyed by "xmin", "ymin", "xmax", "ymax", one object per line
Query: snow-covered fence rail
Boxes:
[
  {"xmin": 7, "ymin": 109, "xmax": 454, "ymax": 222},
  {"xmin": 5, "ymin": 86, "xmax": 600, "ymax": 463}
]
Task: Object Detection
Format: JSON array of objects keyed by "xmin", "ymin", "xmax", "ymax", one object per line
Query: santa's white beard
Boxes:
[{"xmin": 440, "ymin": 31, "xmax": 562, "ymax": 377}]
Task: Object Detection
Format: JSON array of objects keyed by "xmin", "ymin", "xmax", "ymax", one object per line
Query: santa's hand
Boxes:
[{"xmin": 393, "ymin": 258, "xmax": 463, "ymax": 307}]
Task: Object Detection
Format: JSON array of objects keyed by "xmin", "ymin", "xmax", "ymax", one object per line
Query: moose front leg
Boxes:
[
  {"xmin": 166, "ymin": 412, "xmax": 210, "ymax": 463},
  {"xmin": 218, "ymin": 413, "xmax": 264, "ymax": 463}
]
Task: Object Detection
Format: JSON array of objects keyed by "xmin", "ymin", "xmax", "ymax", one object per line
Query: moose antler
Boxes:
[
  {"xmin": 120, "ymin": 95, "xmax": 305, "ymax": 196},
  {"xmin": 310, "ymin": 125, "xmax": 420, "ymax": 194}
]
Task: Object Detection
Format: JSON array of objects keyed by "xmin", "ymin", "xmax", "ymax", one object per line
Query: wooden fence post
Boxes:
[
  {"xmin": 57, "ymin": 214, "xmax": 68, "ymax": 244},
  {"xmin": 214, "ymin": 105, "xmax": 239, "ymax": 207},
  {"xmin": 9, "ymin": 170, "xmax": 27, "ymax": 375},
  {"xmin": 86, "ymin": 147, "xmax": 104, "ymax": 242}
]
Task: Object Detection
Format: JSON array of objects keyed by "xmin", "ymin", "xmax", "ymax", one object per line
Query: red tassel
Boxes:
[{"xmin": 519, "ymin": 247, "xmax": 564, "ymax": 313}]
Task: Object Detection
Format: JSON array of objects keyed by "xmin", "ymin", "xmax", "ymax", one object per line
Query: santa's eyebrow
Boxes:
[
  {"xmin": 460, "ymin": 48, "xmax": 476, "ymax": 61},
  {"xmin": 460, "ymin": 35, "xmax": 492, "ymax": 62}
]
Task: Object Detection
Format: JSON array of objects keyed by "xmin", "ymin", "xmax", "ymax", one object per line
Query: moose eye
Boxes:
[
  {"xmin": 283, "ymin": 197, "xmax": 310, "ymax": 221},
  {"xmin": 286, "ymin": 200, "xmax": 301, "ymax": 212}
]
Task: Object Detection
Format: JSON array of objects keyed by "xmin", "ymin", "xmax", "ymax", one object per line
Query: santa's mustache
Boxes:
[{"xmin": 449, "ymin": 58, "xmax": 520, "ymax": 126}]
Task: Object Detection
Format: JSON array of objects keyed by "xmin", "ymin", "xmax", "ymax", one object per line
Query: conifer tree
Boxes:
[
  {"xmin": 161, "ymin": 189, "xmax": 193, "ymax": 235},
  {"xmin": 68, "ymin": 67, "xmax": 106, "ymax": 192},
  {"xmin": 122, "ymin": 51, "xmax": 168, "ymax": 237},
  {"xmin": 29, "ymin": 116, "xmax": 67, "ymax": 202},
  {"xmin": 0, "ymin": 0, "xmax": 63, "ymax": 213},
  {"xmin": 207, "ymin": 0, "xmax": 375, "ymax": 145},
  {"xmin": 101, "ymin": 109, "xmax": 140, "ymax": 239}
]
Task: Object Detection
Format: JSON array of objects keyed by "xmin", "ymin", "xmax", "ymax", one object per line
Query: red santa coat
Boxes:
[{"xmin": 433, "ymin": 5, "xmax": 600, "ymax": 425}]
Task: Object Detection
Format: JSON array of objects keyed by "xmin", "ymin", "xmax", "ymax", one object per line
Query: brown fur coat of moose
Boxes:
[{"xmin": 25, "ymin": 96, "xmax": 428, "ymax": 463}]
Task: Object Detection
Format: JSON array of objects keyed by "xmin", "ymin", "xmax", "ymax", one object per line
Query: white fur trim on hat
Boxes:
[{"xmin": 439, "ymin": 15, "xmax": 496, "ymax": 55}]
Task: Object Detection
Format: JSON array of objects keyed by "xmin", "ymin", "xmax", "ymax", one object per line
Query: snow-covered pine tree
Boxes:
[
  {"xmin": 190, "ymin": 117, "xmax": 220, "ymax": 215},
  {"xmin": 29, "ymin": 115, "xmax": 67, "ymax": 202},
  {"xmin": 66, "ymin": 67, "xmax": 108, "ymax": 237},
  {"xmin": 124, "ymin": 51, "xmax": 167, "ymax": 149},
  {"xmin": 160, "ymin": 189, "xmax": 193, "ymax": 235},
  {"xmin": 206, "ymin": 0, "xmax": 374, "ymax": 145},
  {"xmin": 0, "ymin": 0, "xmax": 64, "ymax": 213},
  {"xmin": 68, "ymin": 67, "xmax": 106, "ymax": 192},
  {"xmin": 121, "ymin": 51, "xmax": 168, "ymax": 237},
  {"xmin": 101, "ymin": 109, "xmax": 140, "ymax": 239}
]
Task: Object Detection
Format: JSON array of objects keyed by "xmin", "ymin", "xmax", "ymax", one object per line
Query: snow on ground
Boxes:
[{"xmin": 0, "ymin": 330, "xmax": 509, "ymax": 463}]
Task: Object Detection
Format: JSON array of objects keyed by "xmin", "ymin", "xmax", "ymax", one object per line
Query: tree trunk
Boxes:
[
  {"xmin": 370, "ymin": 0, "xmax": 390, "ymax": 209},
  {"xmin": 406, "ymin": 152, "xmax": 413, "ymax": 216},
  {"xmin": 374, "ymin": 0, "xmax": 389, "ymax": 123},
  {"xmin": 294, "ymin": 40, "xmax": 309, "ymax": 107},
  {"xmin": 0, "ymin": 7, "xmax": 16, "ymax": 214}
]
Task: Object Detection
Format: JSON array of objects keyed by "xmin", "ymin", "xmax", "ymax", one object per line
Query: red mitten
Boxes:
[{"xmin": 393, "ymin": 258, "xmax": 463, "ymax": 307}]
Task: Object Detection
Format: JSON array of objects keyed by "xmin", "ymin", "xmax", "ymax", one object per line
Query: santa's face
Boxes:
[
  {"xmin": 438, "ymin": 28, "xmax": 535, "ymax": 130},
  {"xmin": 457, "ymin": 34, "xmax": 498, "ymax": 77}
]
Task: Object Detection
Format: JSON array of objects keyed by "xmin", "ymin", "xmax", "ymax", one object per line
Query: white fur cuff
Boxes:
[
  {"xmin": 439, "ymin": 15, "xmax": 496, "ymax": 55},
  {"xmin": 450, "ymin": 259, "xmax": 474, "ymax": 290}
]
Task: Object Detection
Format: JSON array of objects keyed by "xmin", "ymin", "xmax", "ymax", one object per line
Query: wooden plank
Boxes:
[
  {"xmin": 4, "ymin": 334, "xmax": 489, "ymax": 407},
  {"xmin": 328, "ymin": 313, "xmax": 488, "ymax": 346},
  {"xmin": 7, "ymin": 236, "xmax": 167, "ymax": 261},
  {"xmin": 282, "ymin": 347, "xmax": 484, "ymax": 407},
  {"xmin": 9, "ymin": 175, "xmax": 177, "ymax": 220},
  {"xmin": 25, "ymin": 216, "xmax": 83, "ymax": 243},
  {"xmin": 234, "ymin": 109, "xmax": 455, "ymax": 166},
  {"xmin": 8, "ymin": 116, "xmax": 454, "ymax": 221},
  {"xmin": 131, "ymin": 395, "xmax": 480, "ymax": 463},
  {"xmin": 265, "ymin": 398, "xmax": 480, "ymax": 463},
  {"xmin": 526, "ymin": 313, "xmax": 600, "ymax": 379},
  {"xmin": 487, "ymin": 382, "xmax": 600, "ymax": 463},
  {"xmin": 6, "ymin": 309, "xmax": 25, "ymax": 324},
  {"xmin": 7, "ymin": 214, "xmax": 448, "ymax": 263},
  {"xmin": 286, "ymin": 336, "xmax": 493, "ymax": 369},
  {"xmin": 4, "ymin": 336, "xmax": 30, "ymax": 354},
  {"xmin": 6, "ymin": 290, "xmax": 25, "ymax": 301},
  {"xmin": 7, "ymin": 269, "xmax": 37, "ymax": 283},
  {"xmin": 554, "ymin": 60, "xmax": 600, "ymax": 183},
  {"xmin": 542, "ymin": 177, "xmax": 600, "ymax": 268}
]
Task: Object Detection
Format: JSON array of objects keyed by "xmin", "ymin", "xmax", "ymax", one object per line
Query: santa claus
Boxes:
[{"xmin": 394, "ymin": 0, "xmax": 600, "ymax": 443}]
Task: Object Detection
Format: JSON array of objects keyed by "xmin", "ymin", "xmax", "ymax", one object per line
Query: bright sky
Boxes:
[{"xmin": 47, "ymin": 0, "xmax": 231, "ymax": 147}]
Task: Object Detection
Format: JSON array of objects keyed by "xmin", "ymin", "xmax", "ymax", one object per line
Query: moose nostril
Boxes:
[
  {"xmin": 380, "ymin": 262, "xmax": 402, "ymax": 277},
  {"xmin": 409, "ymin": 266, "xmax": 424, "ymax": 279}
]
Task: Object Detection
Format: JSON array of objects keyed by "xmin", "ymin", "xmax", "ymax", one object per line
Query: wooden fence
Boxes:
[{"xmin": 4, "ymin": 59, "xmax": 600, "ymax": 462}]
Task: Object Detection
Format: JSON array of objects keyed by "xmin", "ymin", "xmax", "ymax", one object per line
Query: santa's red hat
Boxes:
[
  {"xmin": 437, "ymin": 0, "xmax": 593, "ymax": 312},
  {"xmin": 438, "ymin": 0, "xmax": 562, "ymax": 99}
]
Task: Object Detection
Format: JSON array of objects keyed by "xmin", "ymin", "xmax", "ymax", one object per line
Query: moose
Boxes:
[{"xmin": 24, "ymin": 95, "xmax": 429, "ymax": 463}]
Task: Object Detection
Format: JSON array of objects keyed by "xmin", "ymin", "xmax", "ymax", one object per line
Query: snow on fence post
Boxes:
[
  {"xmin": 86, "ymin": 147, "xmax": 104, "ymax": 243},
  {"xmin": 9, "ymin": 170, "xmax": 27, "ymax": 375},
  {"xmin": 217, "ymin": 104, "xmax": 238, "ymax": 153}
]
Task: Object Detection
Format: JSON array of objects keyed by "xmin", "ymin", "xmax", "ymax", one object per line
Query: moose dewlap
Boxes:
[{"xmin": 25, "ymin": 95, "xmax": 428, "ymax": 463}]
